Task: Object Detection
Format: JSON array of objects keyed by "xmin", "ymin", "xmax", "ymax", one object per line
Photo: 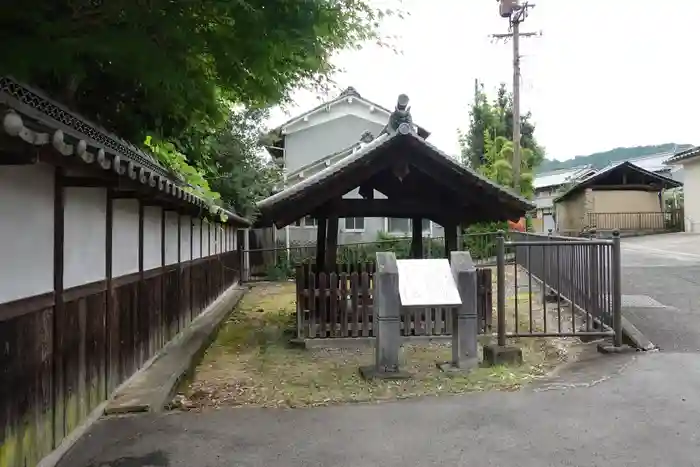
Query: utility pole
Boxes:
[{"xmin": 492, "ymin": 0, "xmax": 539, "ymax": 193}]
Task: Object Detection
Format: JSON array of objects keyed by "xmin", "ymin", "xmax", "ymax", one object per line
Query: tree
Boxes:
[
  {"xmin": 206, "ymin": 108, "xmax": 282, "ymax": 218},
  {"xmin": 458, "ymin": 83, "xmax": 497, "ymax": 169},
  {"xmin": 479, "ymin": 133, "xmax": 536, "ymax": 199},
  {"xmin": 1, "ymin": 0, "xmax": 398, "ymax": 211},
  {"xmin": 459, "ymin": 82, "xmax": 544, "ymax": 172}
]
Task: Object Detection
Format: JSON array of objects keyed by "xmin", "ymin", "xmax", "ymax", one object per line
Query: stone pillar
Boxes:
[
  {"xmin": 438, "ymin": 251, "xmax": 478, "ymax": 372},
  {"xmin": 359, "ymin": 252, "xmax": 410, "ymax": 380}
]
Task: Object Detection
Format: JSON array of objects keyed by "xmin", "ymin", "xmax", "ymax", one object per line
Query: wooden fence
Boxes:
[
  {"xmin": 0, "ymin": 251, "xmax": 240, "ymax": 467},
  {"xmin": 587, "ymin": 210, "xmax": 683, "ymax": 233},
  {"xmin": 295, "ymin": 263, "xmax": 492, "ymax": 339}
]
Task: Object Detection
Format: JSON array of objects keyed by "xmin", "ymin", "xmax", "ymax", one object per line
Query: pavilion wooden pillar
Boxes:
[
  {"xmin": 325, "ymin": 215, "xmax": 339, "ymax": 271},
  {"xmin": 315, "ymin": 217, "xmax": 327, "ymax": 273},
  {"xmin": 444, "ymin": 223, "xmax": 458, "ymax": 260},
  {"xmin": 411, "ymin": 217, "xmax": 423, "ymax": 258}
]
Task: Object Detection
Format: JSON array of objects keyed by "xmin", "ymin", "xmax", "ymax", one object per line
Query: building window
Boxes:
[
  {"xmin": 387, "ymin": 217, "xmax": 411, "ymax": 234},
  {"xmin": 344, "ymin": 217, "xmax": 365, "ymax": 232},
  {"xmin": 293, "ymin": 216, "xmax": 318, "ymax": 228},
  {"xmin": 386, "ymin": 218, "xmax": 432, "ymax": 235}
]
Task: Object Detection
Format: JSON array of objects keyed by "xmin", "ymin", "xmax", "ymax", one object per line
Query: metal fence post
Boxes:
[
  {"xmin": 496, "ymin": 230, "xmax": 506, "ymax": 347},
  {"xmin": 611, "ymin": 230, "xmax": 622, "ymax": 347}
]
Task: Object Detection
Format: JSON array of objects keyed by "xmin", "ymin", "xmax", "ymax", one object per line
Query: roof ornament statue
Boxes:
[
  {"xmin": 387, "ymin": 94, "xmax": 414, "ymax": 135},
  {"xmin": 339, "ymin": 86, "xmax": 361, "ymax": 98}
]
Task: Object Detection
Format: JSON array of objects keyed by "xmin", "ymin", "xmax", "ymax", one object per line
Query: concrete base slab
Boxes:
[
  {"xmin": 105, "ymin": 285, "xmax": 246, "ymax": 414},
  {"xmin": 597, "ymin": 343, "xmax": 637, "ymax": 355},
  {"xmin": 437, "ymin": 358, "xmax": 478, "ymax": 373},
  {"xmin": 359, "ymin": 365, "xmax": 412, "ymax": 381},
  {"xmin": 290, "ymin": 335, "xmax": 494, "ymax": 350},
  {"xmin": 483, "ymin": 344, "xmax": 523, "ymax": 367}
]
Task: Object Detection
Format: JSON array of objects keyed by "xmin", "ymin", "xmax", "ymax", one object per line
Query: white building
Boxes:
[{"xmin": 667, "ymin": 147, "xmax": 700, "ymax": 232}]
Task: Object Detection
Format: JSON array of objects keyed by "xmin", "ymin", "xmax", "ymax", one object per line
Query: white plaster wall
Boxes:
[
  {"xmin": 164, "ymin": 211, "xmax": 179, "ymax": 265},
  {"xmin": 683, "ymin": 159, "xmax": 700, "ymax": 233},
  {"xmin": 192, "ymin": 218, "xmax": 201, "ymax": 259},
  {"xmin": 215, "ymin": 225, "xmax": 222, "ymax": 253},
  {"xmin": 0, "ymin": 165, "xmax": 54, "ymax": 303},
  {"xmin": 203, "ymin": 221, "xmax": 211, "ymax": 256},
  {"xmin": 226, "ymin": 226, "xmax": 232, "ymax": 252},
  {"xmin": 64, "ymin": 187, "xmax": 107, "ymax": 289},
  {"xmin": 112, "ymin": 199, "xmax": 140, "ymax": 277},
  {"xmin": 180, "ymin": 215, "xmax": 192, "ymax": 261},
  {"xmin": 143, "ymin": 206, "xmax": 162, "ymax": 270}
]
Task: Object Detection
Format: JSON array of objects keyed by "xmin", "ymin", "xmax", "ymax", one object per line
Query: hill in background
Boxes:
[{"xmin": 538, "ymin": 143, "xmax": 695, "ymax": 173}]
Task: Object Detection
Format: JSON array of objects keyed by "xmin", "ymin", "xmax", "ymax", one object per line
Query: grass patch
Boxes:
[{"xmin": 179, "ymin": 281, "xmax": 578, "ymax": 410}]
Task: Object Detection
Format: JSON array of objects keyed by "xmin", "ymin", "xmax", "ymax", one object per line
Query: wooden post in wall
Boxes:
[
  {"xmin": 105, "ymin": 189, "xmax": 114, "ymax": 395},
  {"xmin": 52, "ymin": 167, "xmax": 65, "ymax": 448},
  {"xmin": 411, "ymin": 217, "xmax": 423, "ymax": 259},
  {"xmin": 159, "ymin": 206, "xmax": 165, "ymax": 352},
  {"xmin": 444, "ymin": 223, "xmax": 457, "ymax": 260},
  {"xmin": 315, "ymin": 217, "xmax": 327, "ymax": 273},
  {"xmin": 325, "ymin": 215, "xmax": 339, "ymax": 271},
  {"xmin": 137, "ymin": 199, "xmax": 145, "ymax": 367}
]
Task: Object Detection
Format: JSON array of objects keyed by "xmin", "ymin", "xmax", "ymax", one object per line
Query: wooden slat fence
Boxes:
[
  {"xmin": 295, "ymin": 264, "xmax": 492, "ymax": 339},
  {"xmin": 0, "ymin": 250, "xmax": 240, "ymax": 467}
]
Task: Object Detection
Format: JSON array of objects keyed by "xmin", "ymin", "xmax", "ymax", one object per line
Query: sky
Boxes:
[{"xmin": 268, "ymin": 0, "xmax": 700, "ymax": 161}]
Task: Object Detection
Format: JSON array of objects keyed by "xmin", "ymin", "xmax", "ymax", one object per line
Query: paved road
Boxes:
[
  {"xmin": 56, "ymin": 352, "xmax": 700, "ymax": 467},
  {"xmin": 621, "ymin": 233, "xmax": 700, "ymax": 352}
]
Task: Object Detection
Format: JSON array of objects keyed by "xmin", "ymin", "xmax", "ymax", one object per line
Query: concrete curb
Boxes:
[
  {"xmin": 105, "ymin": 284, "xmax": 248, "ymax": 414},
  {"xmin": 621, "ymin": 312, "xmax": 657, "ymax": 351}
]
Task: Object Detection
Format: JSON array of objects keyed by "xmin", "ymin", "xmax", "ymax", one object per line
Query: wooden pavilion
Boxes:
[{"xmin": 257, "ymin": 94, "xmax": 534, "ymax": 271}]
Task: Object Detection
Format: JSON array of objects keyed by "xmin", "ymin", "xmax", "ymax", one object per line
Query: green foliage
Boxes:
[
  {"xmin": 205, "ymin": 108, "xmax": 282, "ymax": 218},
  {"xmin": 265, "ymin": 260, "xmax": 294, "ymax": 282},
  {"xmin": 264, "ymin": 228, "xmax": 509, "ymax": 280},
  {"xmin": 459, "ymin": 82, "xmax": 544, "ymax": 173},
  {"xmin": 143, "ymin": 136, "xmax": 227, "ymax": 220},
  {"xmin": 2, "ymin": 0, "xmax": 399, "ymax": 211},
  {"xmin": 538, "ymin": 143, "xmax": 693, "ymax": 172},
  {"xmin": 477, "ymin": 133, "xmax": 536, "ymax": 199}
]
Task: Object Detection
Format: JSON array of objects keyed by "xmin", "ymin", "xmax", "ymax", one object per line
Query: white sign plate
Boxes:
[{"xmin": 396, "ymin": 259, "xmax": 462, "ymax": 308}]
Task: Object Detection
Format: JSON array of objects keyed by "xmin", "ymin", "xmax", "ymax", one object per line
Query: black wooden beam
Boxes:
[
  {"xmin": 590, "ymin": 184, "xmax": 659, "ymax": 192},
  {"xmin": 325, "ymin": 215, "xmax": 339, "ymax": 270},
  {"xmin": 313, "ymin": 198, "xmax": 458, "ymax": 226},
  {"xmin": 62, "ymin": 176, "xmax": 116, "ymax": 188},
  {"xmin": 105, "ymin": 188, "xmax": 114, "ymax": 395},
  {"xmin": 52, "ymin": 167, "xmax": 65, "ymax": 447},
  {"xmin": 402, "ymin": 148, "xmax": 525, "ymax": 220},
  {"xmin": 0, "ymin": 135, "xmax": 39, "ymax": 165},
  {"xmin": 444, "ymin": 223, "xmax": 457, "ymax": 260},
  {"xmin": 315, "ymin": 217, "xmax": 328, "ymax": 273},
  {"xmin": 110, "ymin": 190, "xmax": 141, "ymax": 200},
  {"xmin": 411, "ymin": 217, "xmax": 423, "ymax": 259},
  {"xmin": 358, "ymin": 183, "xmax": 374, "ymax": 199},
  {"xmin": 363, "ymin": 168, "xmax": 495, "ymax": 223}
]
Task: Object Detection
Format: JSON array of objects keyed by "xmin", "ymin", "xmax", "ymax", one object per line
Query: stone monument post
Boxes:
[
  {"xmin": 359, "ymin": 252, "xmax": 410, "ymax": 380},
  {"xmin": 438, "ymin": 251, "xmax": 479, "ymax": 371}
]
